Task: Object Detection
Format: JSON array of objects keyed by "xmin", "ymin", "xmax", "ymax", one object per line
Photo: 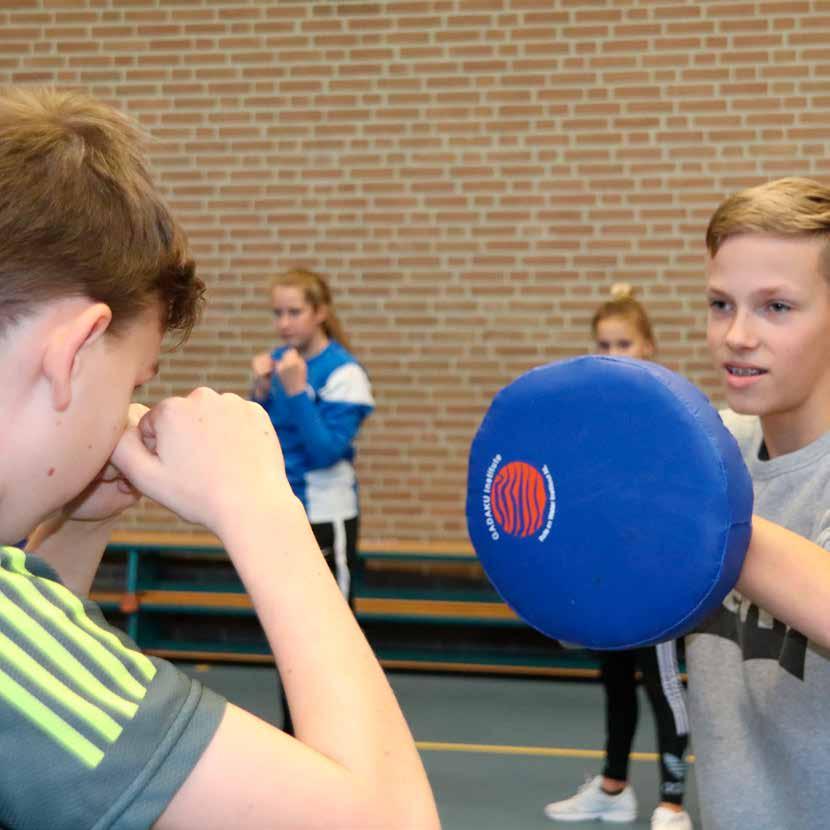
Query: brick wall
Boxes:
[{"xmin": 3, "ymin": 1, "xmax": 829, "ymax": 541}]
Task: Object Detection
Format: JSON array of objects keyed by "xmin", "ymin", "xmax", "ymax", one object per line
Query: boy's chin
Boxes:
[
  {"xmin": 0, "ymin": 526, "xmax": 28, "ymax": 547},
  {"xmin": 721, "ymin": 388, "xmax": 768, "ymax": 417},
  {"xmin": 1, "ymin": 510, "xmax": 51, "ymax": 549},
  {"xmin": 726, "ymin": 400, "xmax": 765, "ymax": 416}
]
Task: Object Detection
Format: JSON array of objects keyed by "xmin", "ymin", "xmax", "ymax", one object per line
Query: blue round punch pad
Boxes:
[{"xmin": 466, "ymin": 356, "xmax": 754, "ymax": 650}]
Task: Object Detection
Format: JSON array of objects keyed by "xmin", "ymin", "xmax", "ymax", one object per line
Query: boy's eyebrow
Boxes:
[
  {"xmin": 751, "ymin": 285, "xmax": 794, "ymax": 299},
  {"xmin": 705, "ymin": 284, "xmax": 729, "ymax": 296},
  {"xmin": 707, "ymin": 283, "xmax": 796, "ymax": 300}
]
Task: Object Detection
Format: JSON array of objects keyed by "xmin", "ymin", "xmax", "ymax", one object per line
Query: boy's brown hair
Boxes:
[
  {"xmin": 0, "ymin": 87, "xmax": 203, "ymax": 338},
  {"xmin": 706, "ymin": 177, "xmax": 830, "ymax": 280}
]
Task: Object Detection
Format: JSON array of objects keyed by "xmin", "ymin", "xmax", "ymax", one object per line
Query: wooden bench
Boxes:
[{"xmin": 95, "ymin": 530, "xmax": 597, "ymax": 677}]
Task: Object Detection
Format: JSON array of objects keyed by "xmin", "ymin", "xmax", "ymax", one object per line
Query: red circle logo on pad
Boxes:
[{"xmin": 491, "ymin": 461, "xmax": 548, "ymax": 537}]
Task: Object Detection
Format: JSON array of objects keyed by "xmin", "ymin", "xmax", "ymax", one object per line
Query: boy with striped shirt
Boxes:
[{"xmin": 0, "ymin": 87, "xmax": 438, "ymax": 830}]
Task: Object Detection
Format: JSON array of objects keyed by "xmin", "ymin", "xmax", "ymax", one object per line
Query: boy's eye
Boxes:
[
  {"xmin": 767, "ymin": 301, "xmax": 791, "ymax": 313},
  {"xmin": 708, "ymin": 298, "xmax": 729, "ymax": 312}
]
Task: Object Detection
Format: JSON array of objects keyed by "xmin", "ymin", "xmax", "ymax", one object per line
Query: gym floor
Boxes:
[{"xmin": 177, "ymin": 664, "xmax": 701, "ymax": 829}]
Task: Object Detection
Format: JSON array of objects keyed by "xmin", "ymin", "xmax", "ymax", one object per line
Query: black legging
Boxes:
[
  {"xmin": 601, "ymin": 642, "xmax": 690, "ymax": 805},
  {"xmin": 280, "ymin": 516, "xmax": 360, "ymax": 735}
]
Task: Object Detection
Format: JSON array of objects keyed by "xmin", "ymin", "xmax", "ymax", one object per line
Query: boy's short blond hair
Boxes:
[
  {"xmin": 706, "ymin": 177, "xmax": 830, "ymax": 280},
  {"xmin": 0, "ymin": 87, "xmax": 203, "ymax": 337}
]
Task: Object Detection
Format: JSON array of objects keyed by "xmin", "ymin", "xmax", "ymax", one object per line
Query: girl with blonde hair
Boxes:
[
  {"xmin": 251, "ymin": 268, "xmax": 374, "ymax": 606},
  {"xmin": 545, "ymin": 285, "xmax": 692, "ymax": 830}
]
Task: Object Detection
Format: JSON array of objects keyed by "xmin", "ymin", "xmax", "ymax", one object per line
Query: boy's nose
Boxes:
[{"xmin": 725, "ymin": 310, "xmax": 759, "ymax": 350}]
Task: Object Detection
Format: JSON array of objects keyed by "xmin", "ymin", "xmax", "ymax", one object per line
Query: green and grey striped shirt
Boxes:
[{"xmin": 0, "ymin": 546, "xmax": 225, "ymax": 829}]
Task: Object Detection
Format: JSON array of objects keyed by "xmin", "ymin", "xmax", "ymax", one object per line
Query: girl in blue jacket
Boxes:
[{"xmin": 252, "ymin": 268, "xmax": 374, "ymax": 604}]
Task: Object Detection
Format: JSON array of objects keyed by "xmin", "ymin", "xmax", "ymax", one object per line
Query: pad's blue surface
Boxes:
[{"xmin": 466, "ymin": 356, "xmax": 753, "ymax": 649}]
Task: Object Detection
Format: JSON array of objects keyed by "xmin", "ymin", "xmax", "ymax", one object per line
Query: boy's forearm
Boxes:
[
  {"xmin": 737, "ymin": 516, "xmax": 830, "ymax": 649},
  {"xmin": 25, "ymin": 514, "xmax": 117, "ymax": 596},
  {"xmin": 218, "ymin": 496, "xmax": 439, "ymax": 827}
]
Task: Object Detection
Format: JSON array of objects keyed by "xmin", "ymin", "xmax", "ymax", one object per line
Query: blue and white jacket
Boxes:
[{"xmin": 254, "ymin": 341, "xmax": 374, "ymax": 523}]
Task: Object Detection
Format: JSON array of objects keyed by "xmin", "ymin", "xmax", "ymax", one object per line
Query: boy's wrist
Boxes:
[{"xmin": 212, "ymin": 490, "xmax": 307, "ymax": 551}]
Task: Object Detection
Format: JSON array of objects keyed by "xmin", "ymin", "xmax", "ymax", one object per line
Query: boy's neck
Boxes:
[
  {"xmin": 760, "ymin": 409, "xmax": 830, "ymax": 459},
  {"xmin": 24, "ymin": 514, "xmax": 116, "ymax": 596}
]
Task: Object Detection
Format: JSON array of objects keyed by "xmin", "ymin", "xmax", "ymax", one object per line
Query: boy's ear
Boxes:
[{"xmin": 42, "ymin": 303, "xmax": 113, "ymax": 412}]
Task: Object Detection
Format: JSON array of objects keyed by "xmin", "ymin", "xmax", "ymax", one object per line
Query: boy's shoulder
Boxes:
[
  {"xmin": 720, "ymin": 408, "xmax": 830, "ymax": 492},
  {"xmin": 0, "ymin": 545, "xmax": 225, "ymax": 829}
]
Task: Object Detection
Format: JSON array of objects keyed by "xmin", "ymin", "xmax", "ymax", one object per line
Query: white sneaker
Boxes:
[
  {"xmin": 651, "ymin": 806, "xmax": 693, "ymax": 829},
  {"xmin": 544, "ymin": 776, "xmax": 638, "ymax": 823}
]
